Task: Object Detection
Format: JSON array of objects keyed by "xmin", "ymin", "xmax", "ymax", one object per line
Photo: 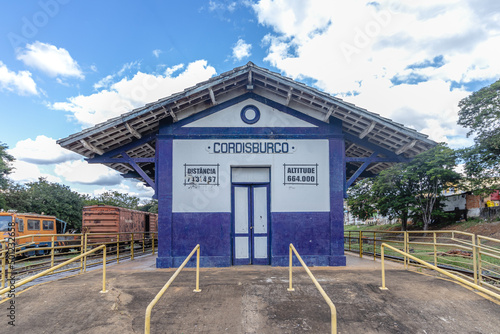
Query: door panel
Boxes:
[
  {"xmin": 234, "ymin": 187, "xmax": 249, "ymax": 234},
  {"xmin": 232, "ymin": 183, "xmax": 270, "ymax": 265},
  {"xmin": 235, "ymin": 237, "xmax": 249, "ymax": 259},
  {"xmin": 253, "ymin": 236, "xmax": 268, "ymax": 259},
  {"xmin": 253, "ymin": 186, "xmax": 267, "ymax": 234}
]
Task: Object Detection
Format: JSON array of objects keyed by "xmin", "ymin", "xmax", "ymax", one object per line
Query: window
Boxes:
[
  {"xmin": 18, "ymin": 219, "xmax": 24, "ymax": 232},
  {"xmin": 0, "ymin": 215, "xmax": 12, "ymax": 232},
  {"xmin": 27, "ymin": 219, "xmax": 40, "ymax": 231},
  {"xmin": 43, "ymin": 220, "xmax": 54, "ymax": 231}
]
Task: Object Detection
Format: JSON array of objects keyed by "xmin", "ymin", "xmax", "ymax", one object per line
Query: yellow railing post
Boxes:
[
  {"xmin": 50, "ymin": 236, "xmax": 55, "ymax": 272},
  {"xmin": 152, "ymin": 233, "xmax": 155, "ymax": 255},
  {"xmin": 1, "ymin": 244, "xmax": 5, "ymax": 289},
  {"xmin": 131, "ymin": 233, "xmax": 134, "ymax": 261},
  {"xmin": 83, "ymin": 233, "xmax": 88, "ymax": 272},
  {"xmin": 117, "ymin": 234, "xmax": 120, "ymax": 264},
  {"xmin": 477, "ymin": 237, "xmax": 483, "ymax": 286},
  {"xmin": 373, "ymin": 232, "xmax": 377, "ymax": 261},
  {"xmin": 80, "ymin": 233, "xmax": 84, "ymax": 273},
  {"xmin": 288, "ymin": 244, "xmax": 294, "ymax": 292},
  {"xmin": 194, "ymin": 245, "xmax": 201, "ymax": 292},
  {"xmin": 380, "ymin": 244, "xmax": 387, "ymax": 290},
  {"xmin": 472, "ymin": 234, "xmax": 478, "ymax": 285},
  {"xmin": 433, "ymin": 232, "xmax": 437, "ymax": 267},
  {"xmin": 348, "ymin": 231, "xmax": 351, "ymax": 251},
  {"xmin": 403, "ymin": 231, "xmax": 409, "ymax": 270},
  {"xmin": 359, "ymin": 231, "xmax": 363, "ymax": 258},
  {"xmin": 101, "ymin": 246, "xmax": 108, "ymax": 294},
  {"xmin": 142, "ymin": 233, "xmax": 145, "ymax": 253}
]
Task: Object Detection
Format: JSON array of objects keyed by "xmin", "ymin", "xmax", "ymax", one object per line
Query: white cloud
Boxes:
[
  {"xmin": 9, "ymin": 135, "xmax": 81, "ymax": 165},
  {"xmin": 16, "ymin": 41, "xmax": 84, "ymax": 79},
  {"xmin": 52, "ymin": 60, "xmax": 217, "ymax": 127},
  {"xmin": 152, "ymin": 49, "xmax": 162, "ymax": 58},
  {"xmin": 209, "ymin": 1, "xmax": 237, "ymax": 12},
  {"xmin": 91, "ymin": 181, "xmax": 154, "ymax": 201},
  {"xmin": 55, "ymin": 160, "xmax": 123, "ymax": 185},
  {"xmin": 0, "ymin": 61, "xmax": 37, "ymax": 95},
  {"xmin": 9, "ymin": 160, "xmax": 61, "ymax": 184},
  {"xmin": 251, "ymin": 0, "xmax": 500, "ymax": 148},
  {"xmin": 232, "ymin": 39, "xmax": 252, "ymax": 61}
]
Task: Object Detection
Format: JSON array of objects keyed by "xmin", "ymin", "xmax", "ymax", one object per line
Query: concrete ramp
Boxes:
[{"xmin": 3, "ymin": 254, "xmax": 500, "ymax": 333}]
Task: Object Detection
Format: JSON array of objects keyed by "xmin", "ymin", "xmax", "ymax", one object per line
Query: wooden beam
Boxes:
[
  {"xmin": 345, "ymin": 143, "xmax": 356, "ymax": 153},
  {"xmin": 286, "ymin": 87, "xmax": 293, "ymax": 106},
  {"xmin": 396, "ymin": 139, "xmax": 418, "ymax": 155},
  {"xmin": 323, "ymin": 105, "xmax": 336, "ymax": 121},
  {"xmin": 247, "ymin": 71, "xmax": 253, "ymax": 90},
  {"xmin": 162, "ymin": 106, "xmax": 178, "ymax": 122},
  {"xmin": 359, "ymin": 121, "xmax": 376, "ymax": 139},
  {"xmin": 79, "ymin": 139, "xmax": 104, "ymax": 155},
  {"xmin": 125, "ymin": 122, "xmax": 142, "ymax": 139},
  {"xmin": 208, "ymin": 87, "xmax": 217, "ymax": 105},
  {"xmin": 145, "ymin": 143, "xmax": 156, "ymax": 153}
]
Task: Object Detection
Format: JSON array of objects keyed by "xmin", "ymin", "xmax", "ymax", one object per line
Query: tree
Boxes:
[
  {"xmin": 346, "ymin": 144, "xmax": 460, "ymax": 231},
  {"xmin": 84, "ymin": 190, "xmax": 140, "ymax": 210},
  {"xmin": 405, "ymin": 144, "xmax": 461, "ymax": 230},
  {"xmin": 346, "ymin": 178, "xmax": 377, "ymax": 221},
  {"xmin": 0, "ymin": 142, "xmax": 14, "ymax": 190},
  {"xmin": 138, "ymin": 199, "xmax": 158, "ymax": 213},
  {"xmin": 372, "ymin": 163, "xmax": 417, "ymax": 231},
  {"xmin": 458, "ymin": 79, "xmax": 500, "ymax": 191},
  {"xmin": 3, "ymin": 178, "xmax": 85, "ymax": 229}
]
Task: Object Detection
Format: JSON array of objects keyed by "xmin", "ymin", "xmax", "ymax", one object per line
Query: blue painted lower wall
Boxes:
[{"xmin": 156, "ymin": 211, "xmax": 345, "ymax": 268}]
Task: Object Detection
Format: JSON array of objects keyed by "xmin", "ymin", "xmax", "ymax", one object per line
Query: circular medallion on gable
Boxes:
[{"xmin": 240, "ymin": 105, "xmax": 260, "ymax": 124}]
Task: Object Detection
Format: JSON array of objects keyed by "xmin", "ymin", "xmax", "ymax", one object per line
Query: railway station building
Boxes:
[{"xmin": 58, "ymin": 62, "xmax": 435, "ymax": 268}]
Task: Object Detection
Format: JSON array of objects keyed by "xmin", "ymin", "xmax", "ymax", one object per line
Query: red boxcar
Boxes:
[{"xmin": 82, "ymin": 205, "xmax": 157, "ymax": 244}]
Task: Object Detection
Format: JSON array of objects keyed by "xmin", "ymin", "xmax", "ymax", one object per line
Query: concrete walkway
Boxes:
[{"xmin": 2, "ymin": 253, "xmax": 499, "ymax": 333}]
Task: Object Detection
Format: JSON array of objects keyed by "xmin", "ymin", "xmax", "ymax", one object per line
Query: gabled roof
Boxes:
[{"xmin": 58, "ymin": 62, "xmax": 436, "ymax": 184}]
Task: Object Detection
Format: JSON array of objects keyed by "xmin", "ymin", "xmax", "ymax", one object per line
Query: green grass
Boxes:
[{"xmin": 344, "ymin": 223, "xmax": 402, "ymax": 231}]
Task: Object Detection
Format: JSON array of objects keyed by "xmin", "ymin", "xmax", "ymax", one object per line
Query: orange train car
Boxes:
[
  {"xmin": 82, "ymin": 205, "xmax": 158, "ymax": 244},
  {"xmin": 0, "ymin": 211, "xmax": 68, "ymax": 254}
]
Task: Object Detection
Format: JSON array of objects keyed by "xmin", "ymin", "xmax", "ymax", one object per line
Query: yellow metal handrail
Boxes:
[
  {"xmin": 288, "ymin": 244, "xmax": 337, "ymax": 334},
  {"xmin": 144, "ymin": 244, "xmax": 201, "ymax": 334},
  {"xmin": 379, "ymin": 243, "xmax": 500, "ymax": 301},
  {"xmin": 0, "ymin": 244, "xmax": 108, "ymax": 296}
]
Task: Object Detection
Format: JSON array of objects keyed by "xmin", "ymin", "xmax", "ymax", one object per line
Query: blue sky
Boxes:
[{"xmin": 1, "ymin": 0, "xmax": 499, "ymax": 200}]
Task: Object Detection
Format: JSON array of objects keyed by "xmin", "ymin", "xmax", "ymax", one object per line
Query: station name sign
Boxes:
[{"xmin": 208, "ymin": 141, "xmax": 293, "ymax": 154}]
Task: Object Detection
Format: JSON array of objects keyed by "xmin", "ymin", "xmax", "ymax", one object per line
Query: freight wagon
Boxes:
[{"xmin": 82, "ymin": 205, "xmax": 157, "ymax": 245}]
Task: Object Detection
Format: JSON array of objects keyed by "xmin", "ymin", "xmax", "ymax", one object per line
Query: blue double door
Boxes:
[{"xmin": 232, "ymin": 183, "xmax": 270, "ymax": 265}]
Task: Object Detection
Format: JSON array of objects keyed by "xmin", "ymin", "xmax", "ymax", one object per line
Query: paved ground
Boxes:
[{"xmin": 2, "ymin": 253, "xmax": 500, "ymax": 334}]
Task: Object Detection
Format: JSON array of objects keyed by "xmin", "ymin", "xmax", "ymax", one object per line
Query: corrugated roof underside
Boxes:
[{"xmin": 57, "ymin": 62, "xmax": 436, "ymax": 182}]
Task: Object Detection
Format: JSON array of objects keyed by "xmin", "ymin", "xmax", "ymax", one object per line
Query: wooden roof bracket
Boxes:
[
  {"xmin": 125, "ymin": 122, "xmax": 142, "ymax": 139},
  {"xmin": 359, "ymin": 121, "xmax": 376, "ymax": 139},
  {"xmin": 208, "ymin": 87, "xmax": 217, "ymax": 105},
  {"xmin": 162, "ymin": 105, "xmax": 178, "ymax": 122},
  {"xmin": 323, "ymin": 105, "xmax": 336, "ymax": 122},
  {"xmin": 395, "ymin": 139, "xmax": 418, "ymax": 155},
  {"xmin": 247, "ymin": 71, "xmax": 253, "ymax": 90},
  {"xmin": 80, "ymin": 139, "xmax": 104, "ymax": 156},
  {"xmin": 286, "ymin": 87, "xmax": 293, "ymax": 106}
]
